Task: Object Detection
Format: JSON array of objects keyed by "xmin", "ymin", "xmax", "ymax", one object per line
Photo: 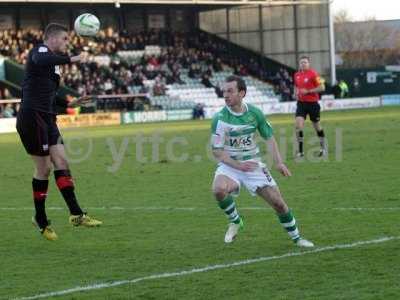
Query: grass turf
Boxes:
[{"xmin": 0, "ymin": 106, "xmax": 399, "ymax": 299}]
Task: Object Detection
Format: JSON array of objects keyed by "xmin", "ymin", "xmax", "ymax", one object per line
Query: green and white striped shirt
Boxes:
[{"xmin": 211, "ymin": 103, "xmax": 273, "ymax": 161}]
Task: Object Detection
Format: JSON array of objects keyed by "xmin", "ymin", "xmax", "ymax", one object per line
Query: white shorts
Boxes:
[{"xmin": 214, "ymin": 162, "xmax": 277, "ymax": 196}]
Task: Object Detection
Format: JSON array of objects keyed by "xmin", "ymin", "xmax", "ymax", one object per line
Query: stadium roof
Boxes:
[{"xmin": 0, "ymin": 0, "xmax": 330, "ymax": 5}]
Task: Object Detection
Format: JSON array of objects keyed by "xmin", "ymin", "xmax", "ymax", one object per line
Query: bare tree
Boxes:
[
  {"xmin": 334, "ymin": 9, "xmax": 353, "ymax": 24},
  {"xmin": 335, "ymin": 9, "xmax": 400, "ymax": 68}
]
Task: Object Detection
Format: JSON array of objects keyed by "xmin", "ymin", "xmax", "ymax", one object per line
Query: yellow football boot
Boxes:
[
  {"xmin": 69, "ymin": 213, "xmax": 102, "ymax": 227},
  {"xmin": 32, "ymin": 216, "xmax": 58, "ymax": 241}
]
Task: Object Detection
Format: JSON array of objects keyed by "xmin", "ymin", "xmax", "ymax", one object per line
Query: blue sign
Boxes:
[{"xmin": 382, "ymin": 95, "xmax": 400, "ymax": 106}]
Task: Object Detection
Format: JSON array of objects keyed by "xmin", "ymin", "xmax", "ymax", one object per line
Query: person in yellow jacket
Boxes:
[{"xmin": 339, "ymin": 80, "xmax": 349, "ymax": 98}]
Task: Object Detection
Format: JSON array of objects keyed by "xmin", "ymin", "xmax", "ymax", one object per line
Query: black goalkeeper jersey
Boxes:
[{"xmin": 21, "ymin": 44, "xmax": 71, "ymax": 114}]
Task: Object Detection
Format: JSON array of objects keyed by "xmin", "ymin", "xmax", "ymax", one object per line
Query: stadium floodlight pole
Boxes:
[{"xmin": 328, "ymin": 0, "xmax": 337, "ymax": 85}]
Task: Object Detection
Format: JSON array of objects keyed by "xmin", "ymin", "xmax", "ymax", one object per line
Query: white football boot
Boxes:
[
  {"xmin": 224, "ymin": 218, "xmax": 244, "ymax": 243},
  {"xmin": 296, "ymin": 238, "xmax": 315, "ymax": 248}
]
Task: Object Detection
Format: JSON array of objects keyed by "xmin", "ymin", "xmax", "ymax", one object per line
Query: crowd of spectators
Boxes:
[
  {"xmin": 0, "ymin": 27, "xmax": 294, "ymax": 105},
  {"xmin": 272, "ymin": 68, "xmax": 294, "ymax": 101},
  {"xmin": 0, "ymin": 87, "xmax": 19, "ymax": 118}
]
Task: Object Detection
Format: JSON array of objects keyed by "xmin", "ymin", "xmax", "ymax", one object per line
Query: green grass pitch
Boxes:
[{"xmin": 0, "ymin": 106, "xmax": 399, "ymax": 299}]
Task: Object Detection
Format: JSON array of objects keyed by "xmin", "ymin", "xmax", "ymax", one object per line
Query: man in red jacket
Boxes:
[{"xmin": 293, "ymin": 56, "xmax": 326, "ymax": 157}]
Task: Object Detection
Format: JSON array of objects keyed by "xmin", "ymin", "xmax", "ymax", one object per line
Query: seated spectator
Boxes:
[
  {"xmin": 239, "ymin": 64, "xmax": 248, "ymax": 76},
  {"xmin": 201, "ymin": 73, "xmax": 214, "ymax": 88},
  {"xmin": 133, "ymin": 72, "xmax": 146, "ymax": 86},
  {"xmin": 188, "ymin": 63, "xmax": 201, "ymax": 79},
  {"xmin": 103, "ymin": 79, "xmax": 113, "ymax": 95},
  {"xmin": 205, "ymin": 66, "xmax": 213, "ymax": 77},
  {"xmin": 2, "ymin": 103, "xmax": 14, "ymax": 118},
  {"xmin": 279, "ymin": 81, "xmax": 292, "ymax": 102},
  {"xmin": 153, "ymin": 75, "xmax": 167, "ymax": 96},
  {"xmin": 173, "ymin": 69, "xmax": 185, "ymax": 85},
  {"xmin": 248, "ymin": 59, "xmax": 258, "ymax": 76},
  {"xmin": 213, "ymin": 58, "xmax": 223, "ymax": 72},
  {"xmin": 148, "ymin": 55, "xmax": 160, "ymax": 68},
  {"xmin": 2, "ymin": 88, "xmax": 13, "ymax": 100},
  {"xmin": 145, "ymin": 62, "xmax": 158, "ymax": 79}
]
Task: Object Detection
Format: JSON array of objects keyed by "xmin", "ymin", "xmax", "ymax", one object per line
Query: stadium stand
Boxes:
[{"xmin": 0, "ymin": 27, "xmax": 293, "ymax": 114}]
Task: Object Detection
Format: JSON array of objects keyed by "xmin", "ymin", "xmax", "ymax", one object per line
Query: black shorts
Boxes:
[
  {"xmin": 295, "ymin": 101, "xmax": 321, "ymax": 122},
  {"xmin": 16, "ymin": 109, "xmax": 63, "ymax": 156}
]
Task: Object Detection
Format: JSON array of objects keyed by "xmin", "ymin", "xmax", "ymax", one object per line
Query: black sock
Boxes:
[
  {"xmin": 317, "ymin": 129, "xmax": 325, "ymax": 149},
  {"xmin": 32, "ymin": 178, "xmax": 49, "ymax": 228},
  {"xmin": 54, "ymin": 169, "xmax": 83, "ymax": 215},
  {"xmin": 297, "ymin": 130, "xmax": 304, "ymax": 153}
]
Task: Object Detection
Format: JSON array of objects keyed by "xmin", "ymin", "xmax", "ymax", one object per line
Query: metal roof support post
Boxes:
[{"xmin": 328, "ymin": 0, "xmax": 336, "ymax": 85}]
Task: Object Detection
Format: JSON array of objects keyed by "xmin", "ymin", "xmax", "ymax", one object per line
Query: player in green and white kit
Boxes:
[{"xmin": 211, "ymin": 75, "xmax": 314, "ymax": 247}]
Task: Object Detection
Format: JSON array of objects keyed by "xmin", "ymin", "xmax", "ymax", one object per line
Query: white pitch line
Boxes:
[
  {"xmin": 1, "ymin": 206, "xmax": 400, "ymax": 212},
  {"xmin": 12, "ymin": 236, "xmax": 400, "ymax": 300},
  {"xmin": 331, "ymin": 207, "xmax": 400, "ymax": 211}
]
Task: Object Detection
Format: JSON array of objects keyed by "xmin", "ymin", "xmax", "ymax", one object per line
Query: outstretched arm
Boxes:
[
  {"xmin": 32, "ymin": 49, "xmax": 87, "ymax": 67},
  {"xmin": 67, "ymin": 95, "xmax": 92, "ymax": 107}
]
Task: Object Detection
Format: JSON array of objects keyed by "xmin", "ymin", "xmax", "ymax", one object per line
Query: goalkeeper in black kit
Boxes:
[{"xmin": 16, "ymin": 23, "xmax": 102, "ymax": 241}]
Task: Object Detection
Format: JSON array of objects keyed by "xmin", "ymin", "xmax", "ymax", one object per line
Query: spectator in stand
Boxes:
[
  {"xmin": 139, "ymin": 84, "xmax": 150, "ymax": 95},
  {"xmin": 172, "ymin": 69, "xmax": 185, "ymax": 84},
  {"xmin": 2, "ymin": 88, "xmax": 13, "ymax": 100},
  {"xmin": 148, "ymin": 55, "xmax": 160, "ymax": 68},
  {"xmin": 201, "ymin": 72, "xmax": 214, "ymax": 88},
  {"xmin": 248, "ymin": 59, "xmax": 260, "ymax": 77},
  {"xmin": 279, "ymin": 81, "xmax": 292, "ymax": 102},
  {"xmin": 205, "ymin": 66, "xmax": 213, "ymax": 77},
  {"xmin": 0, "ymin": 88, "xmax": 18, "ymax": 117},
  {"xmin": 153, "ymin": 75, "xmax": 167, "ymax": 96},
  {"xmin": 239, "ymin": 64, "xmax": 248, "ymax": 76},
  {"xmin": 2, "ymin": 103, "xmax": 14, "ymax": 118},
  {"xmin": 103, "ymin": 78, "xmax": 114, "ymax": 95},
  {"xmin": 273, "ymin": 68, "xmax": 294, "ymax": 101},
  {"xmin": 213, "ymin": 58, "xmax": 223, "ymax": 72},
  {"xmin": 188, "ymin": 63, "xmax": 201, "ymax": 79}
]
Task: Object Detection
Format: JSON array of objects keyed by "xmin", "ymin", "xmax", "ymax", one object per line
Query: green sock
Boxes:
[
  {"xmin": 278, "ymin": 210, "xmax": 300, "ymax": 242},
  {"xmin": 218, "ymin": 195, "xmax": 241, "ymax": 224}
]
